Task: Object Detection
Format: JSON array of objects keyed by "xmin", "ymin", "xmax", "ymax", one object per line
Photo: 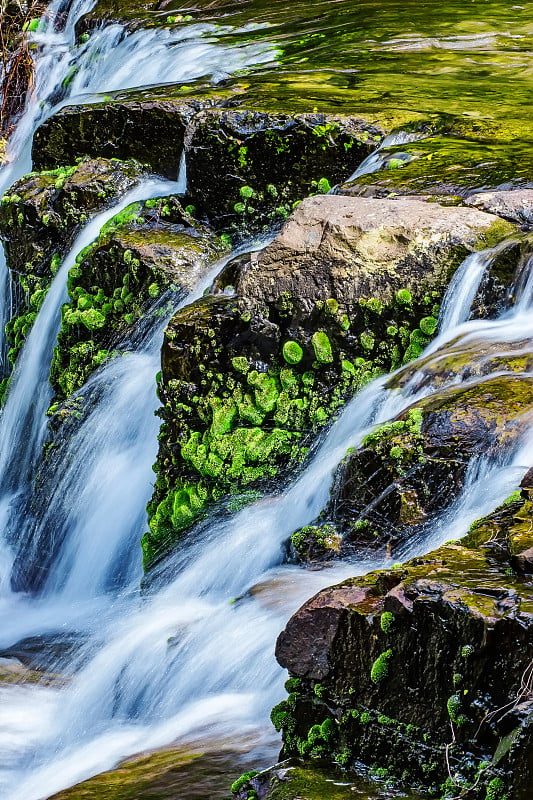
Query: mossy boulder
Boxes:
[
  {"xmin": 49, "ymin": 196, "xmax": 228, "ymax": 400},
  {"xmin": 0, "ymin": 158, "xmax": 144, "ymax": 276},
  {"xmin": 292, "ymin": 375, "xmax": 533, "ymax": 562},
  {"xmin": 0, "ymin": 158, "xmax": 144, "ymax": 373},
  {"xmin": 145, "ymin": 194, "xmax": 510, "ymax": 568},
  {"xmin": 232, "ymin": 761, "xmax": 424, "ymax": 800},
  {"xmin": 274, "ymin": 497, "xmax": 533, "ymax": 799},
  {"xmin": 32, "ymin": 99, "xmax": 204, "ymax": 179},
  {"xmin": 186, "ymin": 110, "xmax": 383, "ymax": 230}
]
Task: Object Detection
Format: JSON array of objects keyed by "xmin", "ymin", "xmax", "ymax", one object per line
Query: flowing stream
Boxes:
[{"xmin": 0, "ymin": 3, "xmax": 532, "ymax": 799}]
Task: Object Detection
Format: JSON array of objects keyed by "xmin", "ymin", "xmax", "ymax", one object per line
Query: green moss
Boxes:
[
  {"xmin": 311, "ymin": 331, "xmax": 333, "ymax": 363},
  {"xmin": 419, "ymin": 316, "xmax": 438, "ymax": 336},
  {"xmin": 231, "ymin": 771, "xmax": 259, "ymax": 795},
  {"xmin": 282, "ymin": 340, "xmax": 303, "ymax": 364},
  {"xmin": 485, "ymin": 777, "xmax": 508, "ymax": 800},
  {"xmin": 380, "ymin": 611, "xmax": 395, "ymax": 634},
  {"xmin": 446, "ymin": 693, "xmax": 467, "ymax": 726},
  {"xmin": 370, "ymin": 649, "xmax": 393, "ymax": 683},
  {"xmin": 395, "ymin": 289, "xmax": 412, "ymax": 306}
]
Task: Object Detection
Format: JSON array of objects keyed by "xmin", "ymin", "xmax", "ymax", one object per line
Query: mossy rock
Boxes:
[
  {"xmin": 0, "ymin": 158, "xmax": 144, "ymax": 371},
  {"xmin": 49, "ymin": 196, "xmax": 227, "ymax": 400},
  {"xmin": 186, "ymin": 109, "xmax": 382, "ymax": 231},
  {"xmin": 340, "ymin": 135, "xmax": 533, "ymax": 200},
  {"xmin": 274, "ymin": 497, "xmax": 533, "ymax": 799},
  {"xmin": 146, "ymin": 193, "xmax": 514, "ymax": 568},
  {"xmin": 299, "ymin": 375, "xmax": 533, "ymax": 562},
  {"xmin": 232, "ymin": 760, "xmax": 425, "ymax": 800}
]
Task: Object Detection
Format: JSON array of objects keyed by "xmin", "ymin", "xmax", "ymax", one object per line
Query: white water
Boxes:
[
  {"xmin": 0, "ymin": 5, "xmax": 532, "ymax": 800},
  {"xmin": 345, "ymin": 130, "xmax": 420, "ymax": 183},
  {"xmin": 0, "ymin": 230, "xmax": 530, "ymax": 799}
]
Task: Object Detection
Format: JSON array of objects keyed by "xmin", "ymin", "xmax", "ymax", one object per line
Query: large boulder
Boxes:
[
  {"xmin": 273, "ymin": 496, "xmax": 533, "ymax": 799},
  {"xmin": 144, "ymin": 194, "xmax": 512, "ymax": 568}
]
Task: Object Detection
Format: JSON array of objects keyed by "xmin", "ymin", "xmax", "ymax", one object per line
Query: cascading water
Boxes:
[
  {"xmin": 1, "ymin": 4, "xmax": 532, "ymax": 800},
  {"xmin": 0, "ymin": 223, "xmax": 531, "ymax": 799}
]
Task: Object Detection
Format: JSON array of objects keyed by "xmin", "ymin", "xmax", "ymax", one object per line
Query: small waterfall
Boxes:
[
  {"xmin": 0, "ymin": 179, "xmax": 178, "ymax": 494},
  {"xmin": 345, "ymin": 130, "xmax": 420, "ymax": 183},
  {"xmin": 0, "ymin": 240, "xmax": 531, "ymax": 800},
  {"xmin": 0, "ymin": 3, "xmax": 532, "ymax": 798}
]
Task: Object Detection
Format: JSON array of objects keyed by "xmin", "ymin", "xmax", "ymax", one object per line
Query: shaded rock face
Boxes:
[
  {"xmin": 32, "ymin": 99, "xmax": 203, "ymax": 179},
  {"xmin": 0, "ymin": 158, "xmax": 144, "ymax": 382},
  {"xmin": 186, "ymin": 111, "xmax": 382, "ymax": 230},
  {"xmin": 144, "ymin": 194, "xmax": 508, "ymax": 568},
  {"xmin": 291, "ymin": 375, "xmax": 533, "ymax": 563},
  {"xmin": 48, "ymin": 196, "xmax": 227, "ymax": 400},
  {"xmin": 273, "ymin": 498, "xmax": 533, "ymax": 799}
]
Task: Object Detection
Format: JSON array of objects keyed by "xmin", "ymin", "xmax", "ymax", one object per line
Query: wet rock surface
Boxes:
[
  {"xmin": 144, "ymin": 194, "xmax": 506, "ymax": 568},
  {"xmin": 32, "ymin": 99, "xmax": 203, "ymax": 179},
  {"xmin": 465, "ymin": 188, "xmax": 533, "ymax": 227},
  {"xmin": 289, "ymin": 375, "xmax": 533, "ymax": 562},
  {"xmin": 273, "ymin": 497, "xmax": 533, "ymax": 799},
  {"xmin": 0, "ymin": 158, "xmax": 144, "ymax": 376},
  {"xmin": 233, "ymin": 760, "xmax": 425, "ymax": 800}
]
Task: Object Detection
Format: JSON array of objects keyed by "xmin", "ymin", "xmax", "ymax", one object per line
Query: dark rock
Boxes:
[
  {"xmin": 186, "ymin": 110, "xmax": 382, "ymax": 229},
  {"xmin": 273, "ymin": 497, "xmax": 533, "ymax": 799},
  {"xmin": 292, "ymin": 376, "xmax": 533, "ymax": 562},
  {"xmin": 32, "ymin": 99, "xmax": 202, "ymax": 179}
]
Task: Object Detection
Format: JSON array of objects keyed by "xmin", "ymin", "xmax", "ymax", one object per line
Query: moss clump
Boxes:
[
  {"xmin": 419, "ymin": 316, "xmax": 438, "ymax": 336},
  {"xmin": 370, "ymin": 649, "xmax": 393, "ymax": 683},
  {"xmin": 231, "ymin": 771, "xmax": 259, "ymax": 795},
  {"xmin": 311, "ymin": 331, "xmax": 333, "ymax": 363},
  {"xmin": 395, "ymin": 288, "xmax": 412, "ymax": 306},
  {"xmin": 282, "ymin": 340, "xmax": 304, "ymax": 364},
  {"xmin": 380, "ymin": 611, "xmax": 395, "ymax": 633},
  {"xmin": 446, "ymin": 693, "xmax": 467, "ymax": 727}
]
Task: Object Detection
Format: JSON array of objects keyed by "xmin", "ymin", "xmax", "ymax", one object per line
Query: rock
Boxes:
[
  {"xmin": 32, "ymin": 99, "xmax": 203, "ymax": 179},
  {"xmin": 0, "ymin": 157, "xmax": 144, "ymax": 276},
  {"xmin": 48, "ymin": 196, "xmax": 227, "ymax": 400},
  {"xmin": 0, "ymin": 158, "xmax": 144, "ymax": 376},
  {"xmin": 186, "ymin": 110, "xmax": 382, "ymax": 230},
  {"xmin": 339, "ymin": 135, "xmax": 533, "ymax": 201},
  {"xmin": 465, "ymin": 189, "xmax": 533, "ymax": 226},
  {"xmin": 232, "ymin": 760, "xmax": 423, "ymax": 800},
  {"xmin": 291, "ymin": 375, "xmax": 533, "ymax": 562},
  {"xmin": 273, "ymin": 497, "xmax": 533, "ymax": 799},
  {"xmin": 238, "ymin": 194, "xmax": 511, "ymax": 313},
  {"xmin": 144, "ymin": 194, "xmax": 513, "ymax": 568}
]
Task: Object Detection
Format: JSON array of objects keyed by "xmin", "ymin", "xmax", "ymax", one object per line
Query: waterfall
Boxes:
[
  {"xmin": 0, "ymin": 3, "xmax": 531, "ymax": 799},
  {"xmin": 0, "ymin": 234, "xmax": 531, "ymax": 799}
]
